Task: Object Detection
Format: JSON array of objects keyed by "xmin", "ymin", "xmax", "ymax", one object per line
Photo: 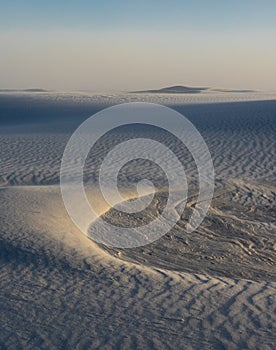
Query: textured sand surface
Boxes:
[
  {"xmin": 1, "ymin": 187, "xmax": 275, "ymax": 350},
  {"xmin": 0, "ymin": 92, "xmax": 275, "ymax": 349}
]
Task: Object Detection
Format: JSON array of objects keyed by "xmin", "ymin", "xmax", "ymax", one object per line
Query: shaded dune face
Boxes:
[
  {"xmin": 97, "ymin": 182, "xmax": 276, "ymax": 282},
  {"xmin": 1, "ymin": 95, "xmax": 275, "ymax": 187}
]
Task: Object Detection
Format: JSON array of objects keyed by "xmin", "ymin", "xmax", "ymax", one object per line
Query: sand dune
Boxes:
[
  {"xmin": 131, "ymin": 85, "xmax": 208, "ymax": 94},
  {"xmin": 130, "ymin": 85, "xmax": 256, "ymax": 94},
  {"xmin": 0, "ymin": 92, "xmax": 275, "ymax": 349},
  {"xmin": 1, "ymin": 186, "xmax": 275, "ymax": 349}
]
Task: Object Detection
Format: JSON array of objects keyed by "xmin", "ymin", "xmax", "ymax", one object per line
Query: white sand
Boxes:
[{"xmin": 0, "ymin": 91, "xmax": 275, "ymax": 349}]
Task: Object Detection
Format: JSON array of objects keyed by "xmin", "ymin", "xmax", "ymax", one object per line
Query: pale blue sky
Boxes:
[
  {"xmin": 1, "ymin": 0, "xmax": 276, "ymax": 31},
  {"xmin": 1, "ymin": 0, "xmax": 276, "ymax": 90}
]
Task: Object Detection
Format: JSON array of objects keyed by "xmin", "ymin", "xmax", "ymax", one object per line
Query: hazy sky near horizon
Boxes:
[{"xmin": 1, "ymin": 0, "xmax": 276, "ymax": 91}]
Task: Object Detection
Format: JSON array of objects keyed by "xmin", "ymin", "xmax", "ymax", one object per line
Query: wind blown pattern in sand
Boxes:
[{"xmin": 0, "ymin": 91, "xmax": 275, "ymax": 349}]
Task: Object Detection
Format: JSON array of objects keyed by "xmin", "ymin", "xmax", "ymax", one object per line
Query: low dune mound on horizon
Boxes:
[
  {"xmin": 0, "ymin": 88, "xmax": 50, "ymax": 93},
  {"xmin": 130, "ymin": 85, "xmax": 256, "ymax": 94},
  {"xmin": 131, "ymin": 85, "xmax": 208, "ymax": 94}
]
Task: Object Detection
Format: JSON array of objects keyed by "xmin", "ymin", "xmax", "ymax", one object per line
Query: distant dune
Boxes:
[
  {"xmin": 0, "ymin": 88, "xmax": 49, "ymax": 92},
  {"xmin": 131, "ymin": 85, "xmax": 208, "ymax": 94},
  {"xmin": 131, "ymin": 85, "xmax": 255, "ymax": 94},
  {"xmin": 211, "ymin": 88, "xmax": 256, "ymax": 93}
]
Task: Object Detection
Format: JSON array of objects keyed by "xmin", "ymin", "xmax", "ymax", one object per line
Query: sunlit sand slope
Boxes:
[{"xmin": 0, "ymin": 187, "xmax": 275, "ymax": 349}]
